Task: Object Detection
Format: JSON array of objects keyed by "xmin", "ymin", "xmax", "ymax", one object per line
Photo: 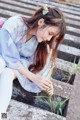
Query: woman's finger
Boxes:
[
  {"xmin": 43, "ymin": 82, "xmax": 52, "ymax": 88},
  {"xmin": 46, "ymin": 80, "xmax": 53, "ymax": 85},
  {"xmin": 41, "ymin": 84, "xmax": 51, "ymax": 90},
  {"xmin": 48, "ymin": 90, "xmax": 53, "ymax": 96}
]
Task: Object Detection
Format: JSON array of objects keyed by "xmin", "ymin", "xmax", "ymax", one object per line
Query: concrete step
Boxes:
[
  {"xmin": 58, "ymin": 43, "xmax": 80, "ymax": 56},
  {"xmin": 0, "ymin": 0, "xmax": 80, "ymax": 22},
  {"xmin": 6, "ymin": 99, "xmax": 66, "ymax": 120},
  {"xmin": 66, "ymin": 60, "xmax": 80, "ymax": 120},
  {"xmin": 1, "ymin": 0, "xmax": 80, "ymax": 15},
  {"xmin": 0, "ymin": 1, "xmax": 80, "ymax": 38},
  {"xmin": 17, "ymin": 0, "xmax": 80, "ymax": 20},
  {"xmin": 64, "ymin": 34, "xmax": 80, "ymax": 44},
  {"xmin": 56, "ymin": 58, "xmax": 79, "ymax": 72}
]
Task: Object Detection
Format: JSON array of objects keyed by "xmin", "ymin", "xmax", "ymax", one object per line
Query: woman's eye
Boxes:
[
  {"xmin": 49, "ymin": 32, "xmax": 54, "ymax": 36},
  {"xmin": 49, "ymin": 32, "xmax": 51, "ymax": 35}
]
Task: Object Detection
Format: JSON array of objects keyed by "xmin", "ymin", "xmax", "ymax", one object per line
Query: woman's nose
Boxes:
[{"xmin": 47, "ymin": 36, "xmax": 52, "ymax": 41}]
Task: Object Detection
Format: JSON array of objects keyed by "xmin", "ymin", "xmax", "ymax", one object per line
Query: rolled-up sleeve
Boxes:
[{"xmin": 0, "ymin": 29, "xmax": 23, "ymax": 69}]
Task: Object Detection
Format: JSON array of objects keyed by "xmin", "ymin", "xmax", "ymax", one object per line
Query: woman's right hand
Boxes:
[{"xmin": 33, "ymin": 74, "xmax": 53, "ymax": 91}]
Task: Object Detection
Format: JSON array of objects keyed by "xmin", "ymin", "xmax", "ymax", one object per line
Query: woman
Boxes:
[{"xmin": 0, "ymin": 6, "xmax": 66, "ymax": 112}]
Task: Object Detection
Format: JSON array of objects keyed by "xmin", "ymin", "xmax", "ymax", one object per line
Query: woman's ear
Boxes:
[{"xmin": 38, "ymin": 18, "xmax": 45, "ymax": 27}]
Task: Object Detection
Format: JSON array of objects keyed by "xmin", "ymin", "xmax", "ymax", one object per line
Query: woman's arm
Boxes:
[
  {"xmin": 18, "ymin": 66, "xmax": 53, "ymax": 92},
  {"xmin": 18, "ymin": 66, "xmax": 35, "ymax": 81}
]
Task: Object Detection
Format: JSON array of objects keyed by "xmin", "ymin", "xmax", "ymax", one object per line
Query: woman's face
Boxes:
[{"xmin": 36, "ymin": 25, "xmax": 60, "ymax": 43}]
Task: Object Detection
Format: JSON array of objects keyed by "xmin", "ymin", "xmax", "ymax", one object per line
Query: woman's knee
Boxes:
[
  {"xmin": 0, "ymin": 57, "xmax": 6, "ymax": 74},
  {"xmin": 11, "ymin": 69, "xmax": 17, "ymax": 80},
  {"xmin": 1, "ymin": 68, "xmax": 17, "ymax": 81}
]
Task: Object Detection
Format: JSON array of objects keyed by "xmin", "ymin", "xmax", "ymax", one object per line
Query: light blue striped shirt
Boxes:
[
  {"xmin": 0, "ymin": 15, "xmax": 52, "ymax": 93},
  {"xmin": 0, "ymin": 15, "xmax": 38, "ymax": 69}
]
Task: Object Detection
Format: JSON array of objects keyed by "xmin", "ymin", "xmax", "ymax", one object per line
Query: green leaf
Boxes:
[{"xmin": 59, "ymin": 108, "xmax": 62, "ymax": 115}]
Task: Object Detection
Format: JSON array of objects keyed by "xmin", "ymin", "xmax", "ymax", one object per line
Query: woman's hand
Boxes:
[
  {"xmin": 33, "ymin": 75, "xmax": 53, "ymax": 93},
  {"xmin": 47, "ymin": 82, "xmax": 54, "ymax": 96}
]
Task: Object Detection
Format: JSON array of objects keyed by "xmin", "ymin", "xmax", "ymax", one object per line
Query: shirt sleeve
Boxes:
[
  {"xmin": 2, "ymin": 15, "xmax": 27, "ymax": 43},
  {"xmin": 0, "ymin": 28, "xmax": 23, "ymax": 70}
]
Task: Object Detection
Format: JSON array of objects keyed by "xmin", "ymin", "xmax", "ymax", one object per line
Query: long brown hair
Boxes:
[{"xmin": 22, "ymin": 7, "xmax": 66, "ymax": 73}]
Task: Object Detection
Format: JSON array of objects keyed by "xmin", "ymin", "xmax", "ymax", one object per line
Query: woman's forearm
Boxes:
[{"xmin": 18, "ymin": 67, "xmax": 36, "ymax": 82}]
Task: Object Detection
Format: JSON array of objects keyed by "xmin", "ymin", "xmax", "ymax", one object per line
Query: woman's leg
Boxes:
[
  {"xmin": 0, "ymin": 57, "xmax": 6, "ymax": 74},
  {"xmin": 0, "ymin": 68, "xmax": 16, "ymax": 113}
]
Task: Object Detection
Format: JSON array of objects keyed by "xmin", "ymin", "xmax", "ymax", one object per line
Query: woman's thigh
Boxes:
[
  {"xmin": 0, "ymin": 57, "xmax": 6, "ymax": 73},
  {"xmin": 10, "ymin": 69, "xmax": 17, "ymax": 80},
  {"xmin": 0, "ymin": 57, "xmax": 17, "ymax": 80}
]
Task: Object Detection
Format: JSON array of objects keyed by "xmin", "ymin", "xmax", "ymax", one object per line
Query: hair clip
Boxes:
[{"xmin": 42, "ymin": 4, "xmax": 49, "ymax": 15}]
